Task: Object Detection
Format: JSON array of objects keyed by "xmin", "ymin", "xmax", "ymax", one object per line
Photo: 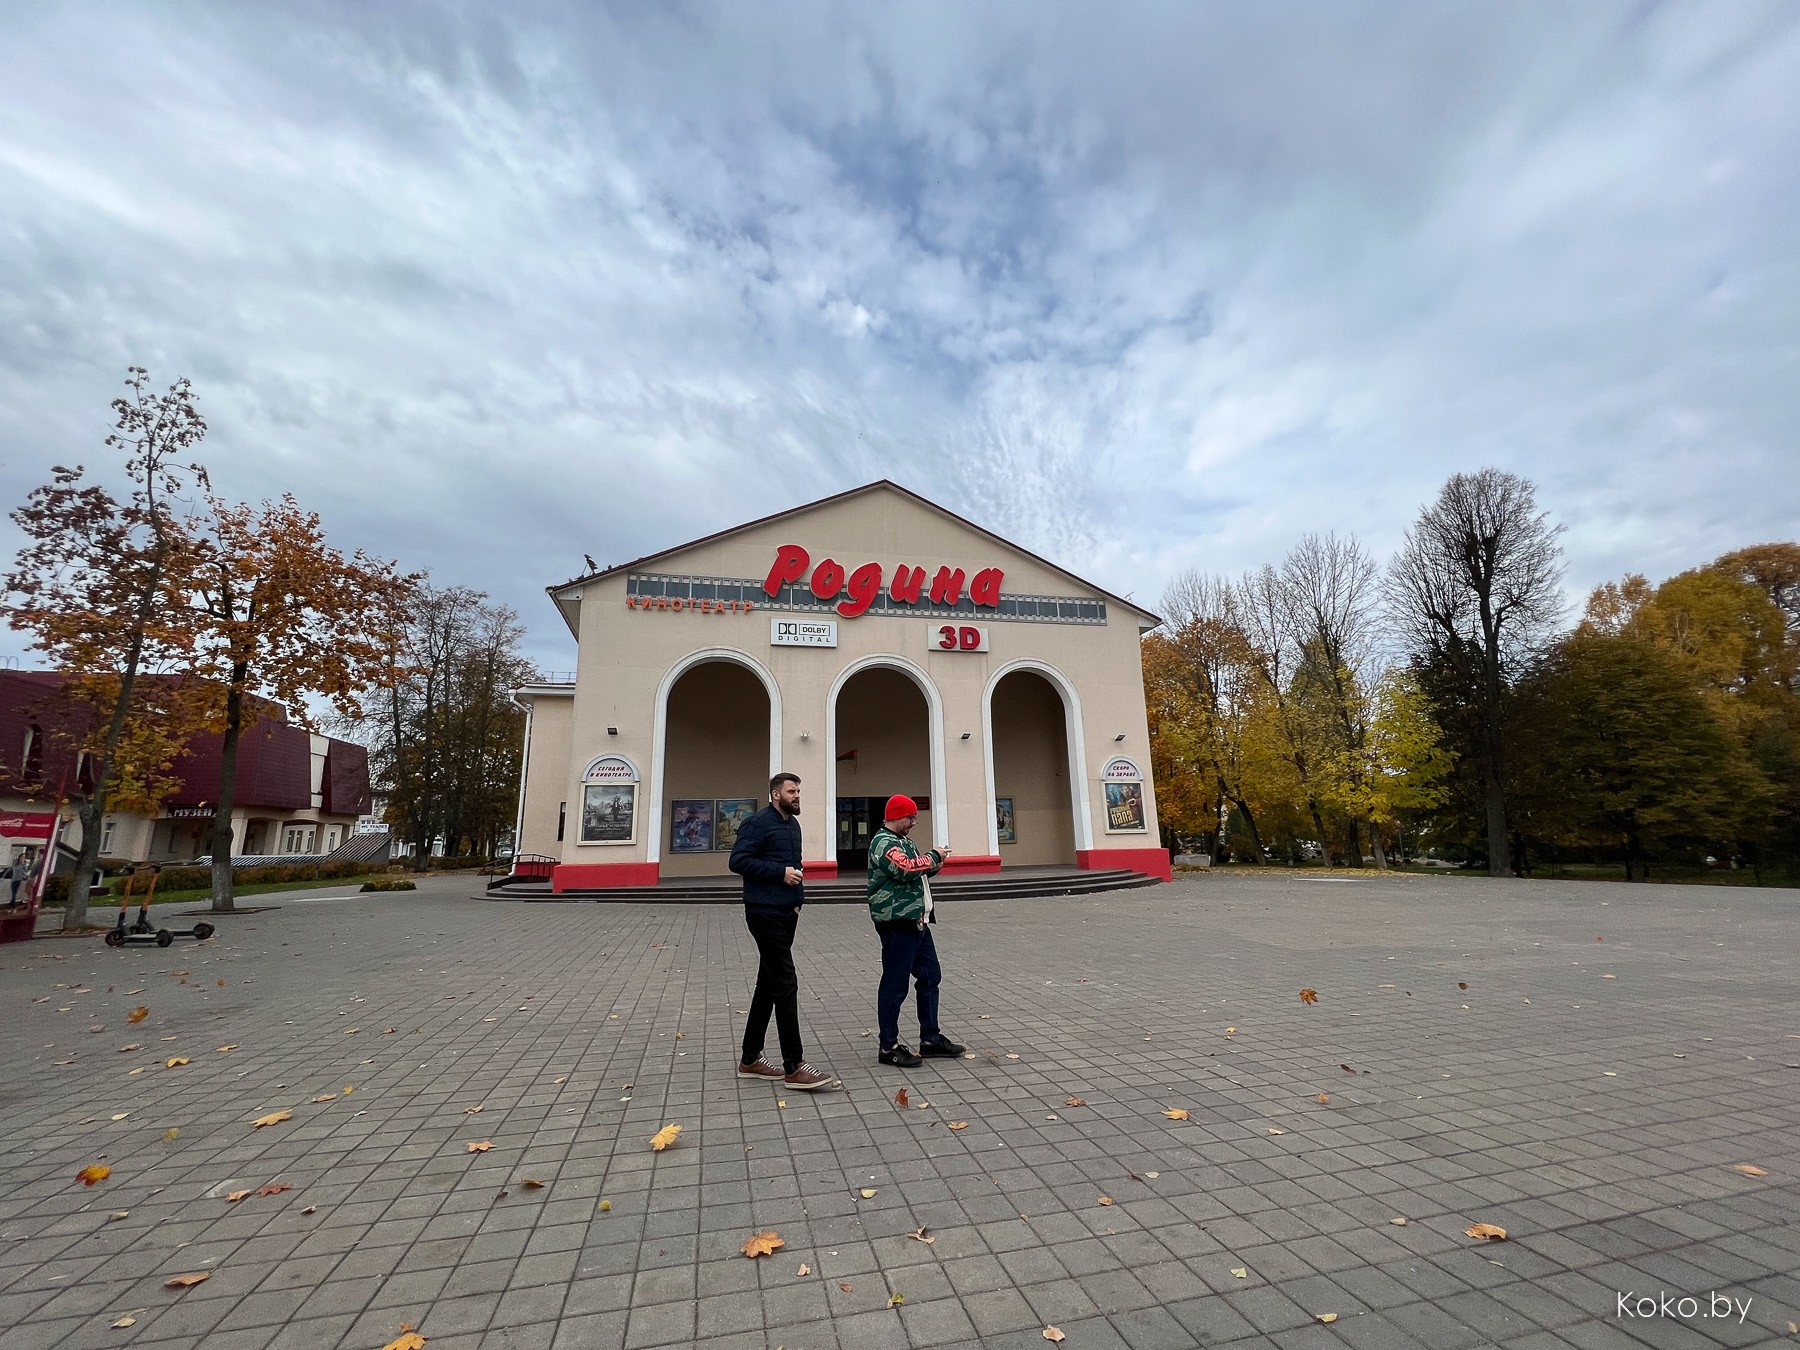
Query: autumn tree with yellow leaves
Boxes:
[
  {"xmin": 2, "ymin": 369, "xmax": 217, "ymax": 927},
  {"xmin": 186, "ymin": 496, "xmax": 416, "ymax": 911}
]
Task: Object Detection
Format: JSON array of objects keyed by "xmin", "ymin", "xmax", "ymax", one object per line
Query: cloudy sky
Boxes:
[{"xmin": 3, "ymin": 2, "xmax": 1796, "ymax": 674}]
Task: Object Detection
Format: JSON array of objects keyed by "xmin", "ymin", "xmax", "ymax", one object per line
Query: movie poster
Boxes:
[
  {"xmin": 580, "ymin": 784, "xmax": 635, "ymax": 844},
  {"xmin": 1104, "ymin": 780, "xmax": 1146, "ymax": 833},
  {"xmin": 714, "ymin": 798, "xmax": 757, "ymax": 853},
  {"xmin": 670, "ymin": 799, "xmax": 714, "ymax": 853}
]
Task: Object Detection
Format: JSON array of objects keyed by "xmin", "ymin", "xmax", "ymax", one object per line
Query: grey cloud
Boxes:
[{"xmin": 1, "ymin": 1, "xmax": 1796, "ymax": 677}]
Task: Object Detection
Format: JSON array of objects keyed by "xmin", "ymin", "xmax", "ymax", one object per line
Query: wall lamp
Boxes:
[
  {"xmin": 1114, "ymin": 733, "xmax": 1126, "ymax": 742},
  {"xmin": 800, "ymin": 731, "xmax": 810, "ymax": 741},
  {"xmin": 607, "ymin": 726, "xmax": 619, "ymax": 736},
  {"xmin": 960, "ymin": 732, "xmax": 971, "ymax": 740}
]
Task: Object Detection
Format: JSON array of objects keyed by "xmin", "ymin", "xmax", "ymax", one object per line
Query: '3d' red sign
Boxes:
[{"xmin": 763, "ymin": 544, "xmax": 1004, "ymax": 619}]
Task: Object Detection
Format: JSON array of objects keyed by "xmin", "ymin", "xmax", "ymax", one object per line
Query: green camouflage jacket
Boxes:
[{"xmin": 866, "ymin": 826, "xmax": 945, "ymax": 924}]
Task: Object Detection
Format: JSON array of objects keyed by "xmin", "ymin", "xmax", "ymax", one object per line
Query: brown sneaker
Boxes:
[
  {"xmin": 737, "ymin": 1058, "xmax": 784, "ymax": 1080},
  {"xmin": 782, "ymin": 1062, "xmax": 837, "ymax": 1091}
]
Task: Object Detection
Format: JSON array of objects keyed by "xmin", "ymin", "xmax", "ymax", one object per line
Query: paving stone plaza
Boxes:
[{"xmin": 2, "ymin": 871, "xmax": 1796, "ymax": 1350}]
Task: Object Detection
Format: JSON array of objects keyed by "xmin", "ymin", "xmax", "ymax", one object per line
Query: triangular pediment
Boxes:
[{"xmin": 549, "ymin": 481, "xmax": 1157, "ymax": 636}]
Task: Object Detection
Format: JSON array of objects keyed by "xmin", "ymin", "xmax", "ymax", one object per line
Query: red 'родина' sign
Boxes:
[{"xmin": 763, "ymin": 544, "xmax": 1004, "ymax": 619}]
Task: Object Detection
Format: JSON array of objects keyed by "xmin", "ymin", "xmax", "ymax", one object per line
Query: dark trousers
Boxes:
[
  {"xmin": 877, "ymin": 922, "xmax": 941, "ymax": 1050},
  {"xmin": 742, "ymin": 908, "xmax": 803, "ymax": 1073}
]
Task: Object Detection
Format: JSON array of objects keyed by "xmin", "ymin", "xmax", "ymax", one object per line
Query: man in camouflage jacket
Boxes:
[{"xmin": 868, "ymin": 794, "xmax": 966, "ymax": 1068}]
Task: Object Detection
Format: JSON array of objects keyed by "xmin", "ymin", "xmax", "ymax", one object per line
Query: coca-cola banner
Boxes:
[{"xmin": 0, "ymin": 812, "xmax": 56, "ymax": 840}]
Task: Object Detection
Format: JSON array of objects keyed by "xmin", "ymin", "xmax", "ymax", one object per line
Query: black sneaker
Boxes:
[
  {"xmin": 919, "ymin": 1035, "xmax": 966, "ymax": 1057},
  {"xmin": 878, "ymin": 1043, "xmax": 923, "ymax": 1068}
]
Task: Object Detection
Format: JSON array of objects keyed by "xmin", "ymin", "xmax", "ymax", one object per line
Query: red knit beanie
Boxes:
[{"xmin": 883, "ymin": 794, "xmax": 919, "ymax": 821}]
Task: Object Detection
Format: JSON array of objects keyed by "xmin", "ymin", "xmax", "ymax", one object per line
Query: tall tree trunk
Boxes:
[
  {"xmin": 1366, "ymin": 815, "xmax": 1389, "ymax": 869},
  {"xmin": 1480, "ymin": 716, "xmax": 1511, "ymax": 877},
  {"xmin": 64, "ymin": 794, "xmax": 106, "ymax": 930},
  {"xmin": 1345, "ymin": 818, "xmax": 1366, "ymax": 868},
  {"xmin": 1307, "ymin": 800, "xmax": 1333, "ymax": 866},
  {"xmin": 1230, "ymin": 793, "xmax": 1266, "ymax": 863},
  {"xmin": 209, "ymin": 671, "xmax": 248, "ymax": 912}
]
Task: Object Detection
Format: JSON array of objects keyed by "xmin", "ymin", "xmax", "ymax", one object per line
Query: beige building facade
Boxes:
[{"xmin": 514, "ymin": 482, "xmax": 1169, "ymax": 890}]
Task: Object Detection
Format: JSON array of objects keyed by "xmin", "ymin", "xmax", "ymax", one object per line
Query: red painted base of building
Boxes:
[
  {"xmin": 1076, "ymin": 848, "xmax": 1172, "ymax": 882},
  {"xmin": 802, "ymin": 859, "xmax": 838, "ymax": 878},
  {"xmin": 937, "ymin": 853, "xmax": 1003, "ymax": 875},
  {"xmin": 553, "ymin": 862, "xmax": 660, "ymax": 891}
]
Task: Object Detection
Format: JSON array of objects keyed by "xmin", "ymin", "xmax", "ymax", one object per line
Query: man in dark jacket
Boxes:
[{"xmin": 728, "ymin": 772, "xmax": 835, "ymax": 1090}]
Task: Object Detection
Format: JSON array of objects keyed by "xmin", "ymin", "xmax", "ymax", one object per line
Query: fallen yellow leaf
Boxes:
[
  {"xmin": 464, "ymin": 1104, "xmax": 484, "ymax": 1114},
  {"xmin": 1230, "ymin": 1266, "xmax": 1247, "ymax": 1279},
  {"xmin": 1163, "ymin": 1108, "xmax": 1189, "ymax": 1120},
  {"xmin": 1731, "ymin": 1163, "xmax": 1769, "ymax": 1177},
  {"xmin": 1097, "ymin": 1196, "xmax": 1113, "ymax": 1206},
  {"xmin": 380, "ymin": 1332, "xmax": 427, "ymax": 1350},
  {"xmin": 1390, "ymin": 1216, "xmax": 1407, "ymax": 1226},
  {"xmin": 216, "ymin": 1045, "xmax": 238, "ymax": 1053},
  {"xmin": 311, "ymin": 1094, "xmax": 337, "ymax": 1103},
  {"xmin": 118, "ymin": 1044, "xmax": 140, "ymax": 1052},
  {"xmin": 742, "ymin": 1230, "xmax": 784, "ymax": 1258},
  {"xmin": 77, "ymin": 1164, "xmax": 111, "ymax": 1186},
  {"xmin": 226, "ymin": 1190, "xmax": 252, "ymax": 1202},
  {"xmin": 165, "ymin": 1057, "xmax": 189, "ymax": 1068},
  {"xmin": 467, "ymin": 1140, "xmax": 493, "ymax": 1153},
  {"xmin": 1224, "ymin": 1026, "xmax": 1236, "ymax": 1034},
  {"xmin": 1317, "ymin": 1312, "xmax": 1338, "ymax": 1324},
  {"xmin": 796, "ymin": 1262, "xmax": 810, "ymax": 1276},
  {"xmin": 1315, "ymin": 1093, "xmax": 1330, "ymax": 1105},
  {"xmin": 521, "ymin": 1178, "xmax": 546, "ymax": 1189},
  {"xmin": 907, "ymin": 1226, "xmax": 935, "ymax": 1244},
  {"xmin": 948, "ymin": 1121, "xmax": 969, "ymax": 1130},
  {"xmin": 889, "ymin": 1293, "xmax": 905, "ymax": 1307},
  {"xmin": 128, "ymin": 1007, "xmax": 149, "ymax": 1024},
  {"xmin": 1464, "ymin": 1222, "xmax": 1508, "ymax": 1241},
  {"xmin": 1064, "ymin": 1097, "xmax": 1086, "ymax": 1107},
  {"xmin": 860, "ymin": 1188, "xmax": 877, "ymax": 1198},
  {"xmin": 164, "ymin": 1272, "xmax": 210, "ymax": 1289},
  {"xmin": 650, "ymin": 1123, "xmax": 682, "ymax": 1152},
  {"xmin": 1043, "ymin": 1328, "xmax": 1065, "ymax": 1343},
  {"xmin": 111, "ymin": 1315, "xmax": 136, "ymax": 1328},
  {"xmin": 256, "ymin": 1183, "xmax": 292, "ymax": 1197},
  {"xmin": 252, "ymin": 1111, "xmax": 291, "ymax": 1128},
  {"xmin": 1268, "ymin": 1127, "xmax": 1285, "ymax": 1135},
  {"xmin": 1299, "ymin": 989, "xmax": 1318, "ymax": 1005},
  {"xmin": 162, "ymin": 1128, "xmax": 179, "ymax": 1142}
]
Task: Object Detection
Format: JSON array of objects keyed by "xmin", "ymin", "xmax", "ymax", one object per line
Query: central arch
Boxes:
[{"xmin": 825, "ymin": 655, "xmax": 948, "ymax": 866}]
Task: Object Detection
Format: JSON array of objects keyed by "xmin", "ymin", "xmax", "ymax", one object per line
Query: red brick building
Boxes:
[{"xmin": 0, "ymin": 670, "xmax": 371, "ymax": 868}]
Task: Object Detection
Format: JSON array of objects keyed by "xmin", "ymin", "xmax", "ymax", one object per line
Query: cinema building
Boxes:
[{"xmin": 512, "ymin": 482, "xmax": 1169, "ymax": 891}]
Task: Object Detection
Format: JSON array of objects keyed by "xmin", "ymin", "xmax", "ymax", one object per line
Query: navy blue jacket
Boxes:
[{"xmin": 729, "ymin": 804, "xmax": 805, "ymax": 911}]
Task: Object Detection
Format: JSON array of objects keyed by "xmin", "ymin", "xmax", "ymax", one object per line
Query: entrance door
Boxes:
[
  {"xmin": 837, "ymin": 796, "xmax": 932, "ymax": 872},
  {"xmin": 836, "ymin": 797, "xmax": 876, "ymax": 872}
]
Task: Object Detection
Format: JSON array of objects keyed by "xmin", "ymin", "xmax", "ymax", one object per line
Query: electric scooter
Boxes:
[{"xmin": 104, "ymin": 864, "xmax": 215, "ymax": 946}]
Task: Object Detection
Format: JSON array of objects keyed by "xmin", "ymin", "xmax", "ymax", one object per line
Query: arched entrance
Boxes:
[
  {"xmin": 652, "ymin": 652, "xmax": 778, "ymax": 876},
  {"xmin": 984, "ymin": 662, "xmax": 1087, "ymax": 864},
  {"xmin": 828, "ymin": 659, "xmax": 944, "ymax": 872}
]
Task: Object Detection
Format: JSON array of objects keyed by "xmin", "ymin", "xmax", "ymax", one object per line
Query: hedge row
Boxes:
[
  {"xmin": 361, "ymin": 876, "xmax": 417, "ymax": 892},
  {"xmin": 106, "ymin": 859, "xmax": 391, "ymax": 894}
]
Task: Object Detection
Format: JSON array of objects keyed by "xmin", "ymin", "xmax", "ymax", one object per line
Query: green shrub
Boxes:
[
  {"xmin": 360, "ymin": 876, "xmax": 416, "ymax": 892},
  {"xmin": 42, "ymin": 874, "xmax": 69, "ymax": 904},
  {"xmin": 105, "ymin": 858, "xmax": 389, "ymax": 895}
]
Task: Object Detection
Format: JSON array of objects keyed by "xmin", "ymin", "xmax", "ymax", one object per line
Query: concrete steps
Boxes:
[{"xmin": 486, "ymin": 867, "xmax": 1162, "ymax": 904}]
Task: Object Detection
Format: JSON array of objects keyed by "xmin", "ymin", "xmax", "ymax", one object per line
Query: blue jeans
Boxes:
[{"xmin": 877, "ymin": 923, "xmax": 941, "ymax": 1049}]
